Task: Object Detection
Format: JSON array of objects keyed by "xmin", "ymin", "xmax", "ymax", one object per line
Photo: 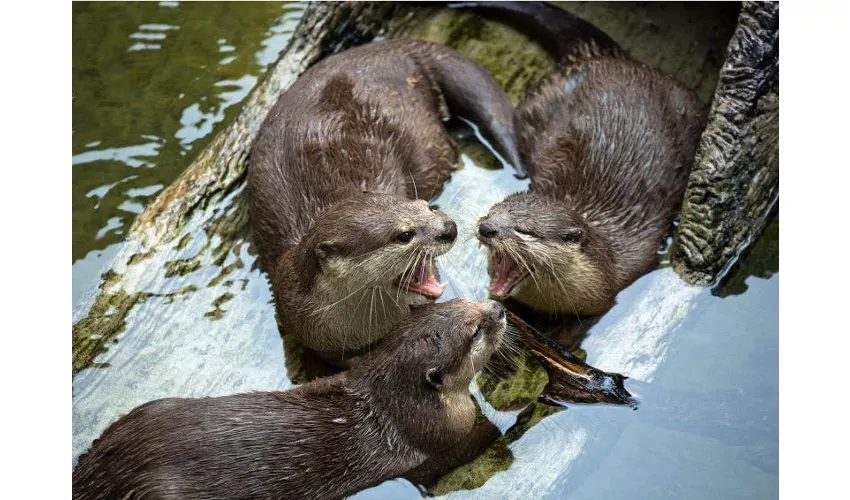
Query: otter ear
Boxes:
[
  {"xmin": 561, "ymin": 229, "xmax": 583, "ymax": 244},
  {"xmin": 426, "ymin": 367, "xmax": 444, "ymax": 390},
  {"xmin": 315, "ymin": 242, "xmax": 342, "ymax": 261}
]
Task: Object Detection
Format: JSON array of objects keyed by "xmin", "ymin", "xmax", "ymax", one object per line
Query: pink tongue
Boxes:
[
  {"xmin": 415, "ymin": 274, "xmax": 446, "ymax": 299},
  {"xmin": 406, "ymin": 267, "xmax": 446, "ymax": 300}
]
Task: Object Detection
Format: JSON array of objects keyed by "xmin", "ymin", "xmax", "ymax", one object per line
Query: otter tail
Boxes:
[
  {"xmin": 444, "ymin": 1, "xmax": 623, "ymax": 62},
  {"xmin": 415, "ymin": 43, "xmax": 526, "ymax": 177}
]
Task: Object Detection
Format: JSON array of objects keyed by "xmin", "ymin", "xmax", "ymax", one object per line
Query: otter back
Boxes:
[
  {"xmin": 472, "ymin": 2, "xmax": 707, "ymax": 317},
  {"xmin": 248, "ymin": 39, "xmax": 522, "ymax": 268},
  {"xmin": 247, "ymin": 39, "xmax": 522, "ymax": 357},
  {"xmin": 72, "ymin": 300, "xmax": 507, "ymax": 500}
]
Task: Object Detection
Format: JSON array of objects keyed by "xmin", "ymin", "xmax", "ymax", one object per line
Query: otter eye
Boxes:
[
  {"xmin": 562, "ymin": 229, "xmax": 583, "ymax": 244},
  {"xmin": 472, "ymin": 326, "xmax": 482, "ymax": 340},
  {"xmin": 515, "ymin": 228, "xmax": 537, "ymax": 239},
  {"xmin": 397, "ymin": 231, "xmax": 415, "ymax": 243}
]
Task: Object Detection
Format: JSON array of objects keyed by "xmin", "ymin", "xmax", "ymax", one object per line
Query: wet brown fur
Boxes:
[
  {"xmin": 247, "ymin": 39, "xmax": 521, "ymax": 359},
  {"xmin": 72, "ymin": 299, "xmax": 507, "ymax": 500},
  {"xmin": 470, "ymin": 2, "xmax": 707, "ymax": 315}
]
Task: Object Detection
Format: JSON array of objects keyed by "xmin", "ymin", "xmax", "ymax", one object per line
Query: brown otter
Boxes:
[
  {"xmin": 72, "ymin": 299, "xmax": 508, "ymax": 500},
  {"xmin": 248, "ymin": 39, "xmax": 522, "ymax": 362},
  {"xmin": 460, "ymin": 2, "xmax": 707, "ymax": 316}
]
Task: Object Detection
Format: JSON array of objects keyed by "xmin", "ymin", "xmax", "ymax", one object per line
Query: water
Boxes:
[
  {"xmin": 72, "ymin": 1, "xmax": 304, "ymax": 306},
  {"xmin": 71, "ymin": 3, "xmax": 778, "ymax": 499}
]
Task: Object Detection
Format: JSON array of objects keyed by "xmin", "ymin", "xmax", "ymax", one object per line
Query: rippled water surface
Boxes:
[
  {"xmin": 72, "ymin": 3, "xmax": 778, "ymax": 499},
  {"xmin": 72, "ymin": 1, "xmax": 303, "ymax": 304}
]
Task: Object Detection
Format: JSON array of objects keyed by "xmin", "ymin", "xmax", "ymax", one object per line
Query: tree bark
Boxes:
[{"xmin": 670, "ymin": 1, "xmax": 779, "ymax": 285}]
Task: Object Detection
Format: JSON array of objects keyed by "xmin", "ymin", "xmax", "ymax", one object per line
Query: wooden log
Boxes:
[{"xmin": 671, "ymin": 1, "xmax": 779, "ymax": 285}]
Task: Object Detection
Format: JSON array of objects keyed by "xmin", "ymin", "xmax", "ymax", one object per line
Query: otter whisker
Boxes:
[
  {"xmin": 377, "ymin": 287, "xmax": 388, "ymax": 325},
  {"xmin": 507, "ymin": 243, "xmax": 543, "ymax": 295},
  {"xmin": 445, "ymin": 206, "xmax": 481, "ymax": 223},
  {"xmin": 404, "ymin": 247, "xmax": 426, "ymax": 291},
  {"xmin": 409, "ymin": 173, "xmax": 419, "ymax": 199},
  {"xmin": 526, "ymin": 248, "xmax": 563, "ymax": 309},
  {"xmin": 441, "ymin": 188, "xmax": 467, "ymax": 213},
  {"xmin": 368, "ymin": 287, "xmax": 376, "ymax": 335},
  {"xmin": 493, "ymin": 346, "xmax": 530, "ymax": 375},
  {"xmin": 394, "ymin": 247, "xmax": 419, "ymax": 301},
  {"xmin": 469, "ymin": 252, "xmax": 489, "ymax": 283},
  {"xmin": 351, "ymin": 285, "xmax": 372, "ymax": 318},
  {"xmin": 312, "ymin": 282, "xmax": 377, "ymax": 315},
  {"xmin": 396, "ymin": 246, "xmax": 424, "ymax": 302},
  {"xmin": 498, "ymin": 331, "xmax": 527, "ymax": 361},
  {"xmin": 535, "ymin": 251, "xmax": 587, "ymax": 328}
]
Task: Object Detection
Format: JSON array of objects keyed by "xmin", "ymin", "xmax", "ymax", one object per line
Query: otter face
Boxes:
[
  {"xmin": 356, "ymin": 299, "xmax": 507, "ymax": 454},
  {"xmin": 475, "ymin": 193, "xmax": 615, "ymax": 315},
  {"xmin": 303, "ymin": 193, "xmax": 457, "ymax": 302},
  {"xmin": 287, "ymin": 193, "xmax": 459, "ymax": 353},
  {"xmin": 400, "ymin": 299, "xmax": 506, "ymax": 394}
]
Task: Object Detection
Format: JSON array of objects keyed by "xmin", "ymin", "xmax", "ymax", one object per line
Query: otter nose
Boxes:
[
  {"xmin": 478, "ymin": 220, "xmax": 498, "ymax": 239},
  {"xmin": 437, "ymin": 220, "xmax": 457, "ymax": 243},
  {"xmin": 484, "ymin": 300, "xmax": 506, "ymax": 322}
]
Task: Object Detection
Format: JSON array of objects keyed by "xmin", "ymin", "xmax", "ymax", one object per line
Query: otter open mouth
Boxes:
[
  {"xmin": 489, "ymin": 253, "xmax": 530, "ymax": 298},
  {"xmin": 394, "ymin": 260, "xmax": 446, "ymax": 300}
]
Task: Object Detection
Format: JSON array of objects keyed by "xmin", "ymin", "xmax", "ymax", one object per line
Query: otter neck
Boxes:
[
  {"xmin": 514, "ymin": 258, "xmax": 615, "ymax": 315},
  {"xmin": 282, "ymin": 242, "xmax": 418, "ymax": 353},
  {"xmin": 309, "ymin": 279, "xmax": 414, "ymax": 352}
]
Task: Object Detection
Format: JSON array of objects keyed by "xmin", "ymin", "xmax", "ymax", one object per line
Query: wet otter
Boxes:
[
  {"xmin": 248, "ymin": 39, "xmax": 522, "ymax": 362},
  {"xmin": 72, "ymin": 299, "xmax": 507, "ymax": 500},
  {"xmin": 463, "ymin": 2, "xmax": 707, "ymax": 316}
]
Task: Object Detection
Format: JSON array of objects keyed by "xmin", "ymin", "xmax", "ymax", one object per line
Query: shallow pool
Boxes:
[{"xmin": 72, "ymin": 3, "xmax": 778, "ymax": 499}]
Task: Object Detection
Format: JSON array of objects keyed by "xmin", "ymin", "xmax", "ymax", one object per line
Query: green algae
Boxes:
[
  {"xmin": 164, "ymin": 258, "xmax": 202, "ymax": 278},
  {"xmin": 408, "ymin": 9, "xmax": 555, "ymax": 104},
  {"xmin": 72, "ymin": 287, "xmax": 152, "ymax": 374},
  {"xmin": 204, "ymin": 292, "xmax": 235, "ymax": 320}
]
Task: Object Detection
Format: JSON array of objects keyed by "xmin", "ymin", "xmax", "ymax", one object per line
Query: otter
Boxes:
[
  {"xmin": 72, "ymin": 299, "xmax": 508, "ymax": 500},
  {"xmin": 459, "ymin": 2, "xmax": 707, "ymax": 316},
  {"xmin": 248, "ymin": 39, "xmax": 522, "ymax": 363}
]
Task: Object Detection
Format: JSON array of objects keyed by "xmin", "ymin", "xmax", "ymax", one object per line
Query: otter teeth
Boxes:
[{"xmin": 489, "ymin": 256, "xmax": 529, "ymax": 298}]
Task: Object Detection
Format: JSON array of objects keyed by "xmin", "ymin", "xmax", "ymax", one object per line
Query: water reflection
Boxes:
[
  {"xmin": 72, "ymin": 1, "xmax": 304, "ymax": 457},
  {"xmin": 713, "ymin": 211, "xmax": 779, "ymax": 297},
  {"xmin": 72, "ymin": 1, "xmax": 303, "ymax": 264}
]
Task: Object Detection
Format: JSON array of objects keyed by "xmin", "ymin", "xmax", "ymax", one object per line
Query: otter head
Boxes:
[
  {"xmin": 359, "ymin": 299, "xmax": 506, "ymax": 452},
  {"xmin": 290, "ymin": 193, "xmax": 457, "ymax": 352},
  {"xmin": 406, "ymin": 299, "xmax": 507, "ymax": 394},
  {"xmin": 300, "ymin": 193, "xmax": 457, "ymax": 299},
  {"xmin": 476, "ymin": 193, "xmax": 617, "ymax": 316}
]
